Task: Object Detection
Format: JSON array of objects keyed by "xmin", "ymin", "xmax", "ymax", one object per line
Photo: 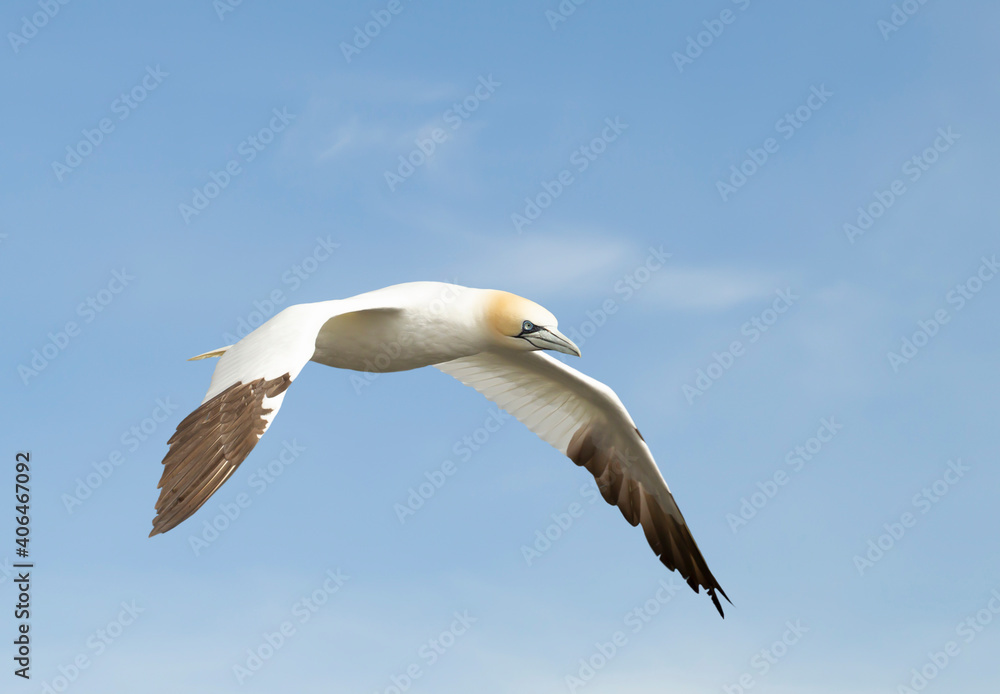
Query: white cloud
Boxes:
[
  {"xmin": 646, "ymin": 267, "xmax": 778, "ymax": 311},
  {"xmin": 459, "ymin": 230, "xmax": 636, "ymax": 295},
  {"xmin": 316, "ymin": 114, "xmax": 442, "ymax": 161},
  {"xmin": 295, "ymin": 72, "xmax": 474, "ymax": 166},
  {"xmin": 317, "ymin": 115, "xmax": 393, "ymax": 160}
]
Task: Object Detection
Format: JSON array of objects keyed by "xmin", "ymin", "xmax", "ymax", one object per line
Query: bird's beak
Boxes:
[{"xmin": 529, "ymin": 327, "xmax": 582, "ymax": 357}]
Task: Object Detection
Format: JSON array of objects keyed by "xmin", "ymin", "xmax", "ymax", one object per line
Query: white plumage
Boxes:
[{"xmin": 150, "ymin": 282, "xmax": 730, "ymax": 616}]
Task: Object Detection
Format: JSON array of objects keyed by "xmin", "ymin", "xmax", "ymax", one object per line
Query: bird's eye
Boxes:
[{"xmin": 522, "ymin": 320, "xmax": 535, "ymax": 333}]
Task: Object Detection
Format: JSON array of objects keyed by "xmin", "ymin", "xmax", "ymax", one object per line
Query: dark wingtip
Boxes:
[
  {"xmin": 708, "ymin": 585, "xmax": 732, "ymax": 618},
  {"xmin": 718, "ymin": 585, "xmax": 733, "ymax": 604},
  {"xmin": 709, "ymin": 588, "xmax": 725, "ymax": 618}
]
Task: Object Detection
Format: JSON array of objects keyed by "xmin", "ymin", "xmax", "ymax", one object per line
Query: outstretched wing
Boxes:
[
  {"xmin": 149, "ymin": 304, "xmax": 324, "ymax": 537},
  {"xmin": 435, "ymin": 350, "xmax": 730, "ymax": 616}
]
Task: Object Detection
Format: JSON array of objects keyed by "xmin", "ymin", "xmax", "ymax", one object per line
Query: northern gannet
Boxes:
[{"xmin": 149, "ymin": 282, "xmax": 730, "ymax": 616}]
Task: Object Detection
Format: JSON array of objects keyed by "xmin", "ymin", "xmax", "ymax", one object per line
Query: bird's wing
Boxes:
[
  {"xmin": 435, "ymin": 350, "xmax": 730, "ymax": 616},
  {"xmin": 149, "ymin": 304, "xmax": 327, "ymax": 537}
]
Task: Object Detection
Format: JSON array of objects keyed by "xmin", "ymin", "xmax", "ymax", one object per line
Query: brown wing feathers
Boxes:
[
  {"xmin": 149, "ymin": 374, "xmax": 291, "ymax": 537},
  {"xmin": 567, "ymin": 425, "xmax": 731, "ymax": 617}
]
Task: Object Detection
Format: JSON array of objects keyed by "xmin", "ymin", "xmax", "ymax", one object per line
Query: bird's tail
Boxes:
[{"xmin": 187, "ymin": 345, "xmax": 233, "ymax": 361}]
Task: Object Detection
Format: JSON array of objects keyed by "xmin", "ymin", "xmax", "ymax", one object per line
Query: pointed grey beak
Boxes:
[{"xmin": 527, "ymin": 327, "xmax": 582, "ymax": 357}]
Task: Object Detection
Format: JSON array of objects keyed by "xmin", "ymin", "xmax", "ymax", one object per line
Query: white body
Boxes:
[{"xmin": 151, "ymin": 281, "xmax": 730, "ymax": 616}]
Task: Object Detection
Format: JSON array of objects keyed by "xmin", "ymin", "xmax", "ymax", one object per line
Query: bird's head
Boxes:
[{"xmin": 484, "ymin": 290, "xmax": 582, "ymax": 357}]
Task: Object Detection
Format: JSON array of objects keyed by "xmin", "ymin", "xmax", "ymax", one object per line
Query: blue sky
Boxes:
[{"xmin": 3, "ymin": 0, "xmax": 999, "ymax": 692}]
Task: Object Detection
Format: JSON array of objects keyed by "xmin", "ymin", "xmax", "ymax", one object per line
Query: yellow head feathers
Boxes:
[{"xmin": 484, "ymin": 290, "xmax": 557, "ymax": 337}]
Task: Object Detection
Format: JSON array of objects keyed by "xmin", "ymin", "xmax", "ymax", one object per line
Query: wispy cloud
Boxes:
[
  {"xmin": 294, "ymin": 72, "xmax": 481, "ymax": 167},
  {"xmin": 316, "ymin": 114, "xmax": 443, "ymax": 161},
  {"xmin": 317, "ymin": 115, "xmax": 395, "ymax": 160},
  {"xmin": 645, "ymin": 267, "xmax": 778, "ymax": 311},
  {"xmin": 457, "ymin": 230, "xmax": 636, "ymax": 295}
]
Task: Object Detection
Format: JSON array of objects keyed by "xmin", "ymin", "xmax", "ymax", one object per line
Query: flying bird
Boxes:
[{"xmin": 149, "ymin": 282, "xmax": 730, "ymax": 616}]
